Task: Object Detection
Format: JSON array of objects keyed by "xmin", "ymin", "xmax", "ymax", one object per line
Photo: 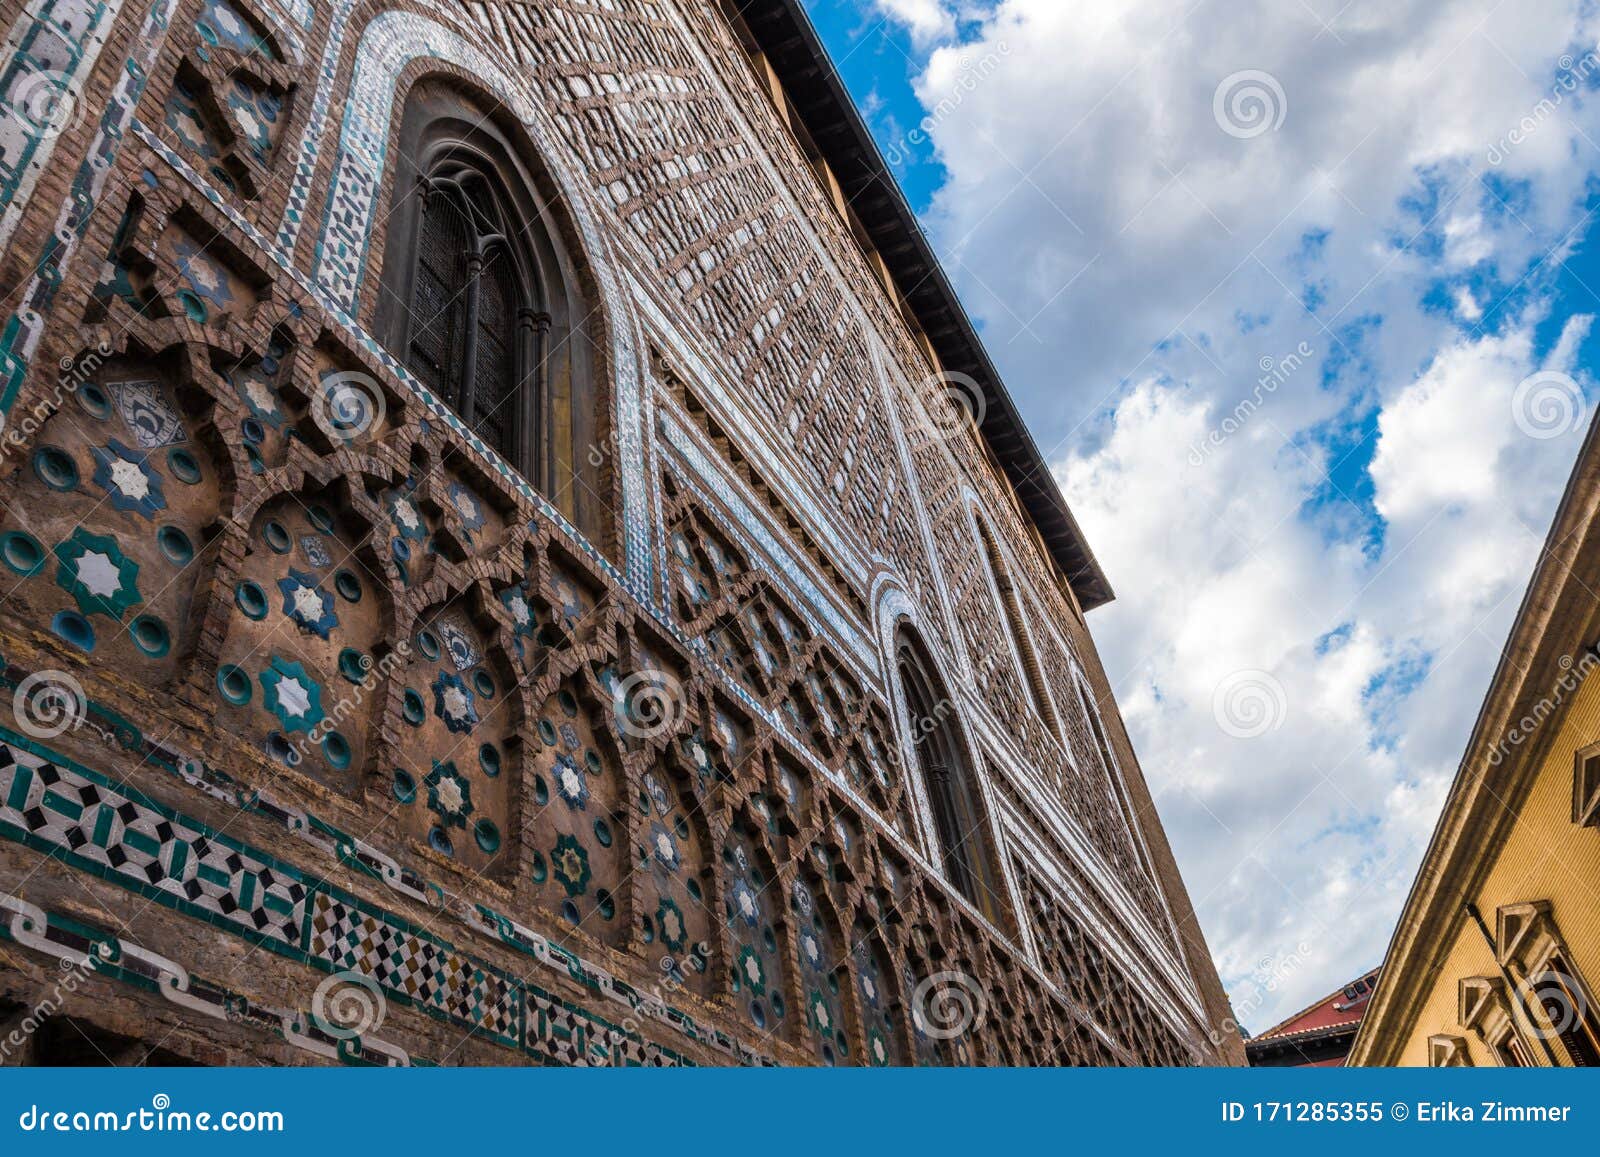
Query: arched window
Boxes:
[
  {"xmin": 976, "ymin": 517, "xmax": 1060, "ymax": 736},
  {"xmin": 404, "ymin": 170, "xmax": 532, "ymax": 466},
  {"xmin": 377, "ymin": 81, "xmax": 603, "ymax": 537},
  {"xmin": 896, "ymin": 629, "xmax": 1006, "ymax": 925}
]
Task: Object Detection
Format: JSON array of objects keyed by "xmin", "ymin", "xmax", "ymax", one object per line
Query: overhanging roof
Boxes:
[{"xmin": 732, "ymin": 1, "xmax": 1115, "ymax": 611}]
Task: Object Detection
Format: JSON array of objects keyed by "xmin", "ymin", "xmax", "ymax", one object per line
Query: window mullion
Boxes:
[{"xmin": 457, "ymin": 242, "xmax": 486, "ymax": 424}]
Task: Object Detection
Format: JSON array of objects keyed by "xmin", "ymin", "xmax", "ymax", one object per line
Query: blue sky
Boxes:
[
  {"xmin": 807, "ymin": 0, "xmax": 1600, "ymax": 1033},
  {"xmin": 803, "ymin": 1, "xmax": 949, "ymax": 209}
]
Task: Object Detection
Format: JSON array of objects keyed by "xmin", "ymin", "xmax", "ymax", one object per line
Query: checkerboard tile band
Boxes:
[
  {"xmin": 310, "ymin": 894, "xmax": 519, "ymax": 1040},
  {"xmin": 0, "ymin": 740, "xmax": 306, "ymax": 945}
]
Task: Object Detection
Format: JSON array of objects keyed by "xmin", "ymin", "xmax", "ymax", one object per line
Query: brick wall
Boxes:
[{"xmin": 0, "ymin": 0, "xmax": 1238, "ymax": 1065}]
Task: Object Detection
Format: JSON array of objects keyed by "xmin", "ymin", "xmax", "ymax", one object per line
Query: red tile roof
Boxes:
[{"xmin": 1255, "ymin": 968, "xmax": 1381, "ymax": 1041}]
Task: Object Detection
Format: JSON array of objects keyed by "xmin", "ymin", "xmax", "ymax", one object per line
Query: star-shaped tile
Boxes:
[
  {"xmin": 738, "ymin": 946, "xmax": 766, "ymax": 995},
  {"xmin": 238, "ymin": 373, "xmax": 282, "ymax": 424},
  {"xmin": 276, "ymin": 569, "xmax": 337, "ymax": 638},
  {"xmin": 431, "ymin": 671, "xmax": 479, "ymax": 734},
  {"xmin": 90, "ymin": 440, "xmax": 166, "ymax": 518},
  {"xmin": 731, "ymin": 878, "xmax": 760, "ymax": 927},
  {"xmin": 447, "ymin": 482, "xmax": 485, "ymax": 534},
  {"xmin": 869, "ymin": 1029, "xmax": 889, "ymax": 1066},
  {"xmin": 657, "ymin": 897, "xmax": 686, "ymax": 952},
  {"xmin": 649, "ymin": 822, "xmax": 679, "ymax": 871},
  {"xmin": 800, "ymin": 929, "xmax": 823, "ymax": 970},
  {"xmin": 499, "ymin": 585, "xmax": 533, "ymax": 636},
  {"xmin": 387, "ymin": 491, "xmax": 427, "ymax": 541},
  {"xmin": 552, "ymin": 753, "xmax": 589, "ymax": 809},
  {"xmin": 53, "ymin": 528, "xmax": 141, "ymax": 620},
  {"xmin": 809, "ymin": 991, "xmax": 833, "ymax": 1034},
  {"xmin": 260, "ymin": 656, "xmax": 324, "ymax": 734},
  {"xmin": 551, "ymin": 833, "xmax": 591, "ymax": 897},
  {"xmin": 77, "ymin": 551, "xmax": 122, "ymax": 597},
  {"xmin": 424, "ymin": 760, "xmax": 473, "ymax": 829}
]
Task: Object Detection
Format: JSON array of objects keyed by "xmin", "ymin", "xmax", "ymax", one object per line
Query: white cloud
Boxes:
[
  {"xmin": 873, "ymin": 0, "xmax": 957, "ymax": 48},
  {"xmin": 1454, "ymin": 286, "xmax": 1483, "ymax": 320},
  {"xmin": 890, "ymin": 0, "xmax": 1600, "ymax": 1028}
]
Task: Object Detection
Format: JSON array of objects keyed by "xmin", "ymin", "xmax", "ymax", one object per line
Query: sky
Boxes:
[{"xmin": 804, "ymin": 0, "xmax": 1600, "ymax": 1034}]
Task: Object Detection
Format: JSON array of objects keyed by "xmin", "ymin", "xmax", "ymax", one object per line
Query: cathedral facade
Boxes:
[{"xmin": 0, "ymin": 0, "xmax": 1238, "ymax": 1066}]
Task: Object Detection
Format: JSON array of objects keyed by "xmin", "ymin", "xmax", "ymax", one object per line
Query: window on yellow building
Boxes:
[
  {"xmin": 1496, "ymin": 901, "xmax": 1600, "ymax": 1067},
  {"xmin": 1459, "ymin": 976, "xmax": 1534, "ymax": 1067},
  {"xmin": 1575, "ymin": 743, "xmax": 1600, "ymax": 829}
]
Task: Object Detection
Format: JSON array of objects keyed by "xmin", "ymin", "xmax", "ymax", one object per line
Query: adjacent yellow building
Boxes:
[{"xmin": 1350, "ymin": 421, "xmax": 1600, "ymax": 1067}]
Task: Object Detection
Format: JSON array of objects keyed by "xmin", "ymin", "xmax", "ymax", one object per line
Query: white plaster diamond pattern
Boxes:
[{"xmin": 0, "ymin": 742, "xmax": 305, "ymax": 943}]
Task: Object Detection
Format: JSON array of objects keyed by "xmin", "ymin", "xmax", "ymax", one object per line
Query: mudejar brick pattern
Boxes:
[{"xmin": 0, "ymin": 0, "xmax": 1240, "ymax": 1067}]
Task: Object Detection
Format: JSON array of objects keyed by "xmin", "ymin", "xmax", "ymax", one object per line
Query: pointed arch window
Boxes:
[
  {"xmin": 976, "ymin": 518, "xmax": 1060, "ymax": 736},
  {"xmin": 896, "ymin": 629, "xmax": 1006, "ymax": 925},
  {"xmin": 404, "ymin": 169, "xmax": 540, "ymax": 470},
  {"xmin": 376, "ymin": 80, "xmax": 604, "ymax": 538}
]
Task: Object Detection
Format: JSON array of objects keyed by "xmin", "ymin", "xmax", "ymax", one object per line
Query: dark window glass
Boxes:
[
  {"xmin": 405, "ymin": 177, "xmax": 524, "ymax": 469},
  {"xmin": 897, "ymin": 633, "xmax": 1005, "ymax": 925}
]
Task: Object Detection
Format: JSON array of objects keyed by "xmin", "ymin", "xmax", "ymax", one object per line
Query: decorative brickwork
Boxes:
[{"xmin": 0, "ymin": 0, "xmax": 1235, "ymax": 1065}]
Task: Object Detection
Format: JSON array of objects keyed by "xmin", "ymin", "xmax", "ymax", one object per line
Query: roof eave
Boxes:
[{"xmin": 734, "ymin": 0, "xmax": 1115, "ymax": 611}]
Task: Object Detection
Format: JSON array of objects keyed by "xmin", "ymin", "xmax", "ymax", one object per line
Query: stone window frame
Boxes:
[
  {"xmin": 1458, "ymin": 976, "xmax": 1535, "ymax": 1067},
  {"xmin": 1495, "ymin": 901, "xmax": 1600, "ymax": 1066},
  {"xmin": 1428, "ymin": 1034, "xmax": 1474, "ymax": 1067},
  {"xmin": 1574, "ymin": 740, "xmax": 1600, "ymax": 829}
]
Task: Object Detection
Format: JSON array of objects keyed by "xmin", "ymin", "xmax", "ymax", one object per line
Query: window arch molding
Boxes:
[
  {"xmin": 374, "ymin": 75, "xmax": 608, "ymax": 540},
  {"xmin": 884, "ymin": 613, "xmax": 1010, "ymax": 929},
  {"xmin": 964, "ymin": 496, "xmax": 1064, "ymax": 741}
]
